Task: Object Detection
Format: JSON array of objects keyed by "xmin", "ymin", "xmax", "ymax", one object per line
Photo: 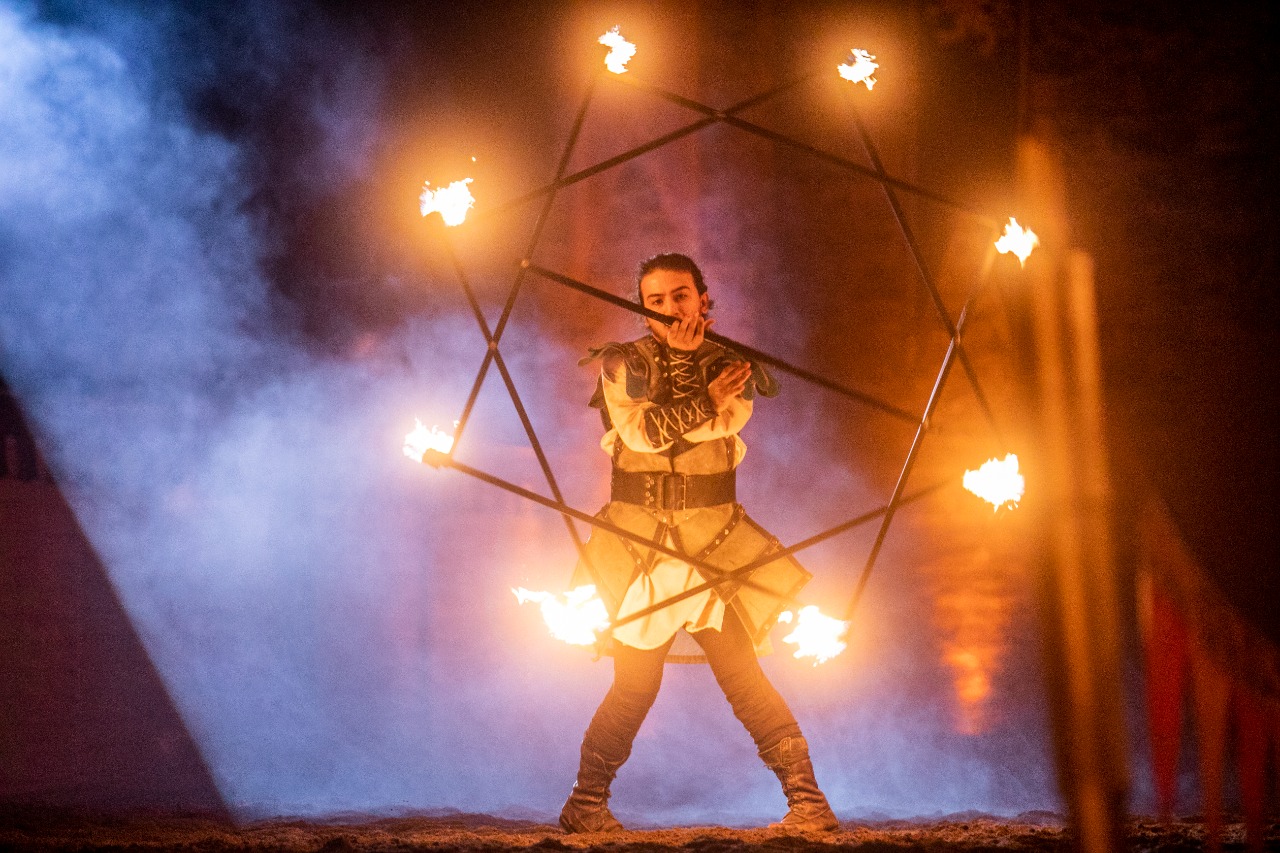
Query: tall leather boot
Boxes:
[
  {"xmin": 559, "ymin": 745, "xmax": 625, "ymax": 833},
  {"xmin": 759, "ymin": 736, "xmax": 839, "ymax": 832}
]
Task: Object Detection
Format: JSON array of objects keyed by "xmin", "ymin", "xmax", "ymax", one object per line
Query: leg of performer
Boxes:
[
  {"xmin": 560, "ymin": 637, "xmax": 673, "ymax": 833},
  {"xmin": 693, "ymin": 610, "xmax": 838, "ymax": 832}
]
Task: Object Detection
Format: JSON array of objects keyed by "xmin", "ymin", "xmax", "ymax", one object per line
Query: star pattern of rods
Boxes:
[{"xmin": 407, "ymin": 29, "xmax": 1034, "ymax": 659}]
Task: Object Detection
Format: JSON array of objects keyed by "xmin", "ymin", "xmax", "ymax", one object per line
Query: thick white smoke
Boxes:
[{"xmin": 0, "ymin": 0, "xmax": 1057, "ymax": 823}]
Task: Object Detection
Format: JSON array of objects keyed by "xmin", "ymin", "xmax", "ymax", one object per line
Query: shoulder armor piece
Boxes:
[{"xmin": 582, "ymin": 340, "xmax": 650, "ymax": 407}]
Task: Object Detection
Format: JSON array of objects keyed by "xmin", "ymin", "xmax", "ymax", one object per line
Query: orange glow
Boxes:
[
  {"xmin": 778, "ymin": 605, "xmax": 849, "ymax": 665},
  {"xmin": 837, "ymin": 48, "xmax": 878, "ymax": 90},
  {"xmin": 995, "ymin": 217, "xmax": 1039, "ymax": 265},
  {"xmin": 513, "ymin": 585, "xmax": 610, "ymax": 646},
  {"xmin": 963, "ymin": 454, "xmax": 1024, "ymax": 511},
  {"xmin": 419, "ymin": 178, "xmax": 474, "ymax": 226},
  {"xmin": 943, "ymin": 642, "xmax": 995, "ymax": 735},
  {"xmin": 598, "ymin": 26, "xmax": 635, "ymax": 74},
  {"xmin": 403, "ymin": 418, "xmax": 455, "ymax": 461}
]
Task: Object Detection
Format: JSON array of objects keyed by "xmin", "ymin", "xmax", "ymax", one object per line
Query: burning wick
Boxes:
[
  {"xmin": 403, "ymin": 418, "xmax": 455, "ymax": 464},
  {"xmin": 598, "ymin": 26, "xmax": 636, "ymax": 74},
  {"xmin": 995, "ymin": 217, "xmax": 1038, "ymax": 266},
  {"xmin": 838, "ymin": 48, "xmax": 878, "ymax": 90},
  {"xmin": 419, "ymin": 178, "xmax": 474, "ymax": 227},
  {"xmin": 513, "ymin": 585, "xmax": 610, "ymax": 646},
  {"xmin": 778, "ymin": 606, "xmax": 849, "ymax": 665},
  {"xmin": 963, "ymin": 454, "xmax": 1025, "ymax": 511}
]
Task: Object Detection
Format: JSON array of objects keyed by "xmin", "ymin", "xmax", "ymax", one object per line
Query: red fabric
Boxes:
[
  {"xmin": 1142, "ymin": 580, "xmax": 1190, "ymax": 819},
  {"xmin": 1190, "ymin": 648, "xmax": 1230, "ymax": 853},
  {"xmin": 1233, "ymin": 688, "xmax": 1267, "ymax": 853}
]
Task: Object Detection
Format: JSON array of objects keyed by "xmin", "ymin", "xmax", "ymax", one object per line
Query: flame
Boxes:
[
  {"xmin": 994, "ymin": 217, "xmax": 1038, "ymax": 265},
  {"xmin": 403, "ymin": 418, "xmax": 455, "ymax": 461},
  {"xmin": 598, "ymin": 26, "xmax": 636, "ymax": 74},
  {"xmin": 513, "ymin": 584, "xmax": 610, "ymax": 646},
  {"xmin": 419, "ymin": 178, "xmax": 474, "ymax": 227},
  {"xmin": 838, "ymin": 48, "xmax": 878, "ymax": 90},
  {"xmin": 778, "ymin": 605, "xmax": 849, "ymax": 665},
  {"xmin": 963, "ymin": 454, "xmax": 1025, "ymax": 511}
]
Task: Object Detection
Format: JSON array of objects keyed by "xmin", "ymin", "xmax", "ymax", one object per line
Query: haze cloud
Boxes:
[{"xmin": 1, "ymin": 1, "xmax": 1057, "ymax": 822}]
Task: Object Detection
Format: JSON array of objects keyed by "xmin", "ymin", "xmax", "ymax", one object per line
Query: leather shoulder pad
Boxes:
[{"xmin": 582, "ymin": 340, "xmax": 649, "ymax": 404}]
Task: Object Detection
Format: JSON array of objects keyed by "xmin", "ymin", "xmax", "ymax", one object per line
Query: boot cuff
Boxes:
[{"xmin": 759, "ymin": 735, "xmax": 809, "ymax": 768}]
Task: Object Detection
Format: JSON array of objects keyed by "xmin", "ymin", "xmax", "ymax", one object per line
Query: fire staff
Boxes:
[{"xmin": 559, "ymin": 253, "xmax": 838, "ymax": 833}]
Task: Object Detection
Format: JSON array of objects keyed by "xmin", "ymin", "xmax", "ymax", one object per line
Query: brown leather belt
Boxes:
[{"xmin": 610, "ymin": 469, "xmax": 736, "ymax": 511}]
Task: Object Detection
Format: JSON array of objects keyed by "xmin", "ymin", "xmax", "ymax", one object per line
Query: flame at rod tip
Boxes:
[
  {"xmin": 598, "ymin": 26, "xmax": 636, "ymax": 74},
  {"xmin": 513, "ymin": 585, "xmax": 610, "ymax": 646},
  {"xmin": 995, "ymin": 217, "xmax": 1039, "ymax": 265},
  {"xmin": 779, "ymin": 605, "xmax": 849, "ymax": 665},
  {"xmin": 838, "ymin": 48, "xmax": 878, "ymax": 90},
  {"xmin": 419, "ymin": 177, "xmax": 474, "ymax": 227},
  {"xmin": 963, "ymin": 453, "xmax": 1025, "ymax": 511},
  {"xmin": 403, "ymin": 418, "xmax": 455, "ymax": 462}
]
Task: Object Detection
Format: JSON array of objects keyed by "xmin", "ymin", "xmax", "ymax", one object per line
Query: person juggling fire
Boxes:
[{"xmin": 559, "ymin": 253, "xmax": 838, "ymax": 833}]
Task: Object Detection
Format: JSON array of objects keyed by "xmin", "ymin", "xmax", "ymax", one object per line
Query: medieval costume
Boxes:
[{"xmin": 559, "ymin": 334, "xmax": 838, "ymax": 833}]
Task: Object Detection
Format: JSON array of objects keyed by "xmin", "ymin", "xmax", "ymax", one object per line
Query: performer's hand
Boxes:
[
  {"xmin": 666, "ymin": 315, "xmax": 714, "ymax": 351},
  {"xmin": 708, "ymin": 360, "xmax": 752, "ymax": 412}
]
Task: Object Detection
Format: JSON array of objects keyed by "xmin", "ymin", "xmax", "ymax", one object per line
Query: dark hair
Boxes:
[{"xmin": 636, "ymin": 253, "xmax": 706, "ymax": 297}]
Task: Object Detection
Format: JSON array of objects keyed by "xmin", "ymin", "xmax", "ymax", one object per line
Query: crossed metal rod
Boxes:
[
  {"xmin": 427, "ymin": 57, "xmax": 1010, "ymax": 636},
  {"xmin": 420, "ymin": 448, "xmax": 951, "ymax": 633},
  {"xmin": 523, "ymin": 263, "xmax": 919, "ymax": 424}
]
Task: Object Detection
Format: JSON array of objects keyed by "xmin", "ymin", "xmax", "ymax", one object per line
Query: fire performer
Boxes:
[{"xmin": 559, "ymin": 253, "xmax": 838, "ymax": 833}]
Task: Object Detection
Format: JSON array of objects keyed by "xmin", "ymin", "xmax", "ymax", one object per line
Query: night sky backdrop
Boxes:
[{"xmin": 2, "ymin": 0, "xmax": 1276, "ymax": 825}]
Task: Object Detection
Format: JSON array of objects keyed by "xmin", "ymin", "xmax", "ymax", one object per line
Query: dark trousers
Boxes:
[{"xmin": 581, "ymin": 608, "xmax": 803, "ymax": 763}]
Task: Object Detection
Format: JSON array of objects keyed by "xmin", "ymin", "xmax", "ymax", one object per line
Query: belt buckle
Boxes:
[{"xmin": 661, "ymin": 473, "xmax": 687, "ymax": 512}]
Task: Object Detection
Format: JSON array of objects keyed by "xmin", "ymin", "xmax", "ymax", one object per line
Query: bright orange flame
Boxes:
[
  {"xmin": 513, "ymin": 584, "xmax": 610, "ymax": 646},
  {"xmin": 419, "ymin": 178, "xmax": 474, "ymax": 226},
  {"xmin": 778, "ymin": 605, "xmax": 849, "ymax": 665},
  {"xmin": 995, "ymin": 217, "xmax": 1038, "ymax": 265},
  {"xmin": 963, "ymin": 454, "xmax": 1024, "ymax": 511},
  {"xmin": 403, "ymin": 418, "xmax": 455, "ymax": 461},
  {"xmin": 598, "ymin": 26, "xmax": 635, "ymax": 74},
  {"xmin": 837, "ymin": 48, "xmax": 878, "ymax": 90}
]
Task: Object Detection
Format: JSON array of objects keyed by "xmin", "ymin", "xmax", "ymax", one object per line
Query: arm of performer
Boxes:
[{"xmin": 603, "ymin": 315, "xmax": 754, "ymax": 453}]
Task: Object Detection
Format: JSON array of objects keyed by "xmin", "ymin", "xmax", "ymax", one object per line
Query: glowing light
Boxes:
[
  {"xmin": 403, "ymin": 418, "xmax": 455, "ymax": 461},
  {"xmin": 995, "ymin": 217, "xmax": 1039, "ymax": 266},
  {"xmin": 598, "ymin": 26, "xmax": 636, "ymax": 74},
  {"xmin": 419, "ymin": 178, "xmax": 474, "ymax": 226},
  {"xmin": 944, "ymin": 645, "xmax": 993, "ymax": 727},
  {"xmin": 963, "ymin": 454, "xmax": 1025, "ymax": 511},
  {"xmin": 513, "ymin": 585, "xmax": 610, "ymax": 646},
  {"xmin": 838, "ymin": 48, "xmax": 878, "ymax": 90},
  {"xmin": 778, "ymin": 605, "xmax": 849, "ymax": 665}
]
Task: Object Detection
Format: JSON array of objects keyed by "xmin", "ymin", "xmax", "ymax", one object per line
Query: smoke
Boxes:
[{"xmin": 1, "ymin": 0, "xmax": 1058, "ymax": 823}]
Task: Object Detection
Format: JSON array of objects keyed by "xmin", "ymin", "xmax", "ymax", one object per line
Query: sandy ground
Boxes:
[{"xmin": 2, "ymin": 810, "xmax": 1277, "ymax": 852}]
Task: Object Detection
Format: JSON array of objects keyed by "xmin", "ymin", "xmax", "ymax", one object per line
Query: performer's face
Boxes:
[{"xmin": 639, "ymin": 268, "xmax": 708, "ymax": 345}]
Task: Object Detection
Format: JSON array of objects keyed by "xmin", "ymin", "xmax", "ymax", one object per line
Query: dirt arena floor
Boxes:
[{"xmin": 2, "ymin": 809, "xmax": 1276, "ymax": 852}]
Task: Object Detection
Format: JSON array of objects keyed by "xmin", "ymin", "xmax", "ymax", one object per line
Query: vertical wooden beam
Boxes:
[{"xmin": 1019, "ymin": 131, "xmax": 1130, "ymax": 853}]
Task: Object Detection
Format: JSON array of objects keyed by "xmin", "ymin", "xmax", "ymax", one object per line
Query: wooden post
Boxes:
[{"xmin": 1019, "ymin": 131, "xmax": 1130, "ymax": 852}]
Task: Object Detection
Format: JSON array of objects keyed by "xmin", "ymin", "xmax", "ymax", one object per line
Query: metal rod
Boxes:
[
  {"xmin": 524, "ymin": 263, "xmax": 920, "ymax": 424},
  {"xmin": 488, "ymin": 346, "xmax": 594, "ymax": 560},
  {"xmin": 845, "ymin": 103, "xmax": 1004, "ymax": 442},
  {"xmin": 481, "ymin": 117, "xmax": 717, "ymax": 222},
  {"xmin": 419, "ymin": 450, "xmax": 950, "ymax": 632},
  {"xmin": 440, "ymin": 229, "xmax": 496, "ymax": 455},
  {"xmin": 492, "ymin": 71, "xmax": 601, "ymax": 344},
  {"xmin": 842, "ymin": 321, "xmax": 970, "ymax": 623},
  {"xmin": 610, "ymin": 477, "xmax": 951, "ymax": 631},
  {"xmin": 445, "ymin": 76, "xmax": 604, "ymax": 579},
  {"xmin": 422, "ymin": 453, "xmax": 803, "ymax": 609},
  {"xmin": 612, "ymin": 74, "xmax": 999, "ymax": 227}
]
